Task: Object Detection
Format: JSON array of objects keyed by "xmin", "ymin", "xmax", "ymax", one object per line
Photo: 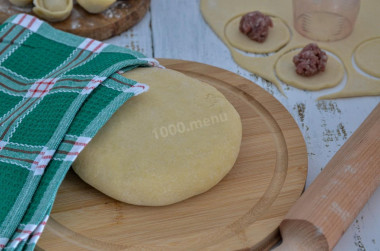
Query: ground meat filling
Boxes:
[
  {"xmin": 239, "ymin": 11, "xmax": 273, "ymax": 43},
  {"xmin": 293, "ymin": 43, "xmax": 328, "ymax": 77}
]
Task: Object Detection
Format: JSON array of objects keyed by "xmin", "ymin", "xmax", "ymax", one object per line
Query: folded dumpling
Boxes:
[
  {"xmin": 77, "ymin": 0, "xmax": 116, "ymax": 14},
  {"xmin": 33, "ymin": 0, "xmax": 73, "ymax": 22}
]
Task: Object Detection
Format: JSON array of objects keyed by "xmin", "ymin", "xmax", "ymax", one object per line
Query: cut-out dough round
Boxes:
[
  {"xmin": 354, "ymin": 38, "xmax": 380, "ymax": 78},
  {"xmin": 77, "ymin": 0, "xmax": 116, "ymax": 14},
  {"xmin": 73, "ymin": 67, "xmax": 242, "ymax": 206},
  {"xmin": 225, "ymin": 15, "xmax": 290, "ymax": 54},
  {"xmin": 275, "ymin": 49, "xmax": 344, "ymax": 91},
  {"xmin": 33, "ymin": 0, "xmax": 73, "ymax": 22}
]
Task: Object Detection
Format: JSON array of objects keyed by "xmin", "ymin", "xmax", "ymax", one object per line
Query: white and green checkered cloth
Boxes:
[{"xmin": 0, "ymin": 14, "xmax": 160, "ymax": 250}]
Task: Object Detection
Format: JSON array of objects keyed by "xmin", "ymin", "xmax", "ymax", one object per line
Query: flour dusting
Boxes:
[
  {"xmin": 331, "ymin": 201, "xmax": 350, "ymax": 222},
  {"xmin": 344, "ymin": 165, "xmax": 357, "ymax": 174}
]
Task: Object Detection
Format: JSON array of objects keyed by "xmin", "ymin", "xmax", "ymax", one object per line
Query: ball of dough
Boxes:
[
  {"xmin": 72, "ymin": 67, "xmax": 242, "ymax": 206},
  {"xmin": 77, "ymin": 0, "xmax": 116, "ymax": 14}
]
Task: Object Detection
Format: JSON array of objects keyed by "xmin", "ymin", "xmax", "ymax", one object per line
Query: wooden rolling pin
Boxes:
[{"xmin": 277, "ymin": 103, "xmax": 380, "ymax": 251}]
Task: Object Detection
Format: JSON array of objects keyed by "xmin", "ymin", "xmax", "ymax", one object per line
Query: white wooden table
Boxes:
[{"xmin": 106, "ymin": 1, "xmax": 380, "ymax": 250}]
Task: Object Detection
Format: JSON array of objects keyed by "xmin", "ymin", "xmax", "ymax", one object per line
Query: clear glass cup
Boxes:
[{"xmin": 293, "ymin": 0, "xmax": 360, "ymax": 42}]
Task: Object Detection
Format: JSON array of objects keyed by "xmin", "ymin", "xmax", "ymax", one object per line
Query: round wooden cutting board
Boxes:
[
  {"xmin": 37, "ymin": 59, "xmax": 307, "ymax": 251},
  {"xmin": 0, "ymin": 0, "xmax": 150, "ymax": 40}
]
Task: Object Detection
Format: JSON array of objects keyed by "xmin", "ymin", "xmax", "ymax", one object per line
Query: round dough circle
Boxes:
[
  {"xmin": 72, "ymin": 67, "xmax": 242, "ymax": 206},
  {"xmin": 275, "ymin": 49, "xmax": 344, "ymax": 91},
  {"xmin": 354, "ymin": 38, "xmax": 380, "ymax": 78},
  {"xmin": 225, "ymin": 15, "xmax": 290, "ymax": 54}
]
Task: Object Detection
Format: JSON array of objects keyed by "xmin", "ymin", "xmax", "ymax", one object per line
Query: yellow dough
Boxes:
[
  {"xmin": 225, "ymin": 15, "xmax": 290, "ymax": 54},
  {"xmin": 201, "ymin": 0, "xmax": 380, "ymax": 99},
  {"xmin": 72, "ymin": 67, "xmax": 242, "ymax": 206},
  {"xmin": 275, "ymin": 50, "xmax": 344, "ymax": 91},
  {"xmin": 354, "ymin": 38, "xmax": 380, "ymax": 78},
  {"xmin": 33, "ymin": 0, "xmax": 73, "ymax": 22},
  {"xmin": 77, "ymin": 0, "xmax": 116, "ymax": 14}
]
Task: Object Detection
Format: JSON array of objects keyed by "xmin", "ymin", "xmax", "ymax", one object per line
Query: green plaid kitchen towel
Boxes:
[{"xmin": 0, "ymin": 14, "xmax": 161, "ymax": 250}]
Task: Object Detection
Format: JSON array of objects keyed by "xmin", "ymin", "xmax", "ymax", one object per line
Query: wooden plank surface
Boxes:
[{"xmin": 38, "ymin": 59, "xmax": 307, "ymax": 250}]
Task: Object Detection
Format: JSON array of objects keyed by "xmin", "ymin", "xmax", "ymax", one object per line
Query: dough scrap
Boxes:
[
  {"xmin": 225, "ymin": 15, "xmax": 290, "ymax": 54},
  {"xmin": 77, "ymin": 0, "xmax": 116, "ymax": 14},
  {"xmin": 275, "ymin": 50, "xmax": 344, "ymax": 91},
  {"xmin": 73, "ymin": 67, "xmax": 242, "ymax": 206},
  {"xmin": 354, "ymin": 38, "xmax": 380, "ymax": 78},
  {"xmin": 33, "ymin": 0, "xmax": 73, "ymax": 22}
]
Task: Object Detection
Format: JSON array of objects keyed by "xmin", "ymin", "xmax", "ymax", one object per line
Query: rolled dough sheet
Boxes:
[
  {"xmin": 200, "ymin": 0, "xmax": 380, "ymax": 99},
  {"xmin": 275, "ymin": 49, "xmax": 344, "ymax": 91},
  {"xmin": 225, "ymin": 15, "xmax": 290, "ymax": 54},
  {"xmin": 354, "ymin": 38, "xmax": 380, "ymax": 78},
  {"xmin": 73, "ymin": 67, "xmax": 242, "ymax": 206}
]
